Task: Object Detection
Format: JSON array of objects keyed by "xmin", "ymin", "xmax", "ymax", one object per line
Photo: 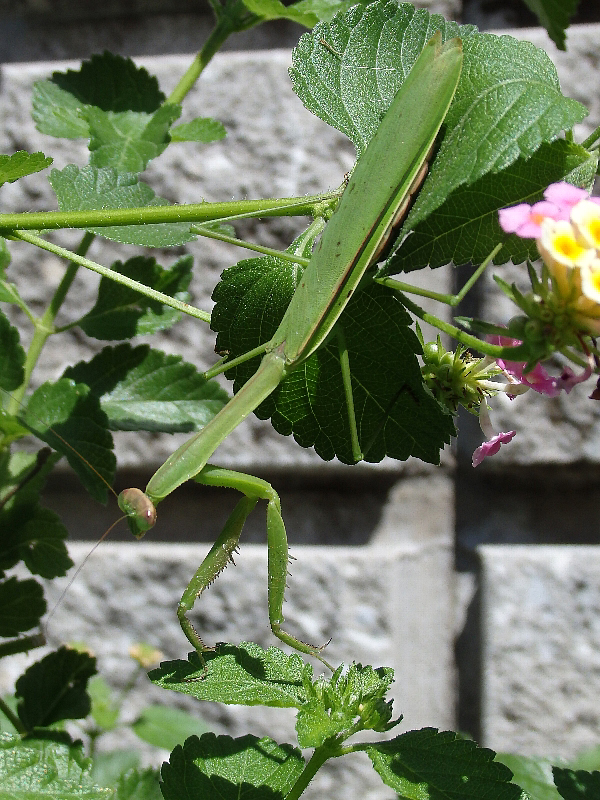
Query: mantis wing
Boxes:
[{"xmin": 270, "ymin": 32, "xmax": 463, "ymax": 365}]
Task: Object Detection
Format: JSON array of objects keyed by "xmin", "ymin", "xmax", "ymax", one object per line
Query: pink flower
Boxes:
[
  {"xmin": 472, "ymin": 430, "xmax": 516, "ymax": 467},
  {"xmin": 498, "ymin": 200, "xmax": 568, "ymax": 239},
  {"xmin": 543, "ymin": 182, "xmax": 600, "ymax": 212},
  {"xmin": 489, "ymin": 336, "xmax": 561, "ymax": 396},
  {"xmin": 557, "ymin": 365, "xmax": 593, "ymax": 393}
]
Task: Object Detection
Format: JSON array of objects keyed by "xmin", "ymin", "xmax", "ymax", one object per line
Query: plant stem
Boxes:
[
  {"xmin": 167, "ymin": 19, "xmax": 235, "ymax": 106},
  {"xmin": 387, "ymin": 288, "xmax": 533, "ymax": 361},
  {"xmin": 0, "ymin": 633, "xmax": 45, "ymax": 661},
  {"xmin": 10, "ymin": 231, "xmax": 212, "ymax": 325},
  {"xmin": 285, "ymin": 744, "xmax": 336, "ymax": 800},
  {"xmin": 191, "ymin": 224, "xmax": 310, "ymax": 265},
  {"xmin": 0, "ymin": 193, "xmax": 337, "ymax": 233},
  {"xmin": 0, "ymin": 695, "xmax": 26, "ymax": 734},
  {"xmin": 203, "ymin": 342, "xmax": 269, "ymax": 380},
  {"xmin": 582, "ymin": 124, "xmax": 600, "ymax": 150},
  {"xmin": 7, "ymin": 231, "xmax": 95, "ymax": 414}
]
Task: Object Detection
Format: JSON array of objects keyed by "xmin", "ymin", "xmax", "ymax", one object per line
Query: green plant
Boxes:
[{"xmin": 0, "ymin": 0, "xmax": 598, "ymax": 797}]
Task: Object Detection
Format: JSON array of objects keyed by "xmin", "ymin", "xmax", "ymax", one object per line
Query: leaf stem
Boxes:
[
  {"xmin": 285, "ymin": 744, "xmax": 337, "ymax": 800},
  {"xmin": 167, "ymin": 19, "xmax": 236, "ymax": 106},
  {"xmin": 203, "ymin": 342, "xmax": 269, "ymax": 380},
  {"xmin": 191, "ymin": 224, "xmax": 310, "ymax": 264},
  {"xmin": 10, "ymin": 231, "xmax": 212, "ymax": 325},
  {"xmin": 582, "ymin": 124, "xmax": 600, "ymax": 150},
  {"xmin": 0, "ymin": 633, "xmax": 45, "ymax": 662},
  {"xmin": 0, "ymin": 695, "xmax": 26, "ymax": 734},
  {"xmin": 385, "ymin": 287, "xmax": 532, "ymax": 361},
  {"xmin": 0, "ymin": 194, "xmax": 338, "ymax": 233}
]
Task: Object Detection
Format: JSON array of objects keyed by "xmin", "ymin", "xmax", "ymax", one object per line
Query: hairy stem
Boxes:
[
  {"xmin": 191, "ymin": 224, "xmax": 310, "ymax": 264},
  {"xmin": 285, "ymin": 744, "xmax": 337, "ymax": 800},
  {"xmin": 167, "ymin": 19, "xmax": 236, "ymax": 105},
  {"xmin": 0, "ymin": 695, "xmax": 26, "ymax": 734},
  {"xmin": 0, "ymin": 193, "xmax": 338, "ymax": 233},
  {"xmin": 11, "ymin": 231, "xmax": 212, "ymax": 325}
]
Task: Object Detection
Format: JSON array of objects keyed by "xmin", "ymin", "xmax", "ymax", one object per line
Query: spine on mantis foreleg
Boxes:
[{"xmin": 143, "ymin": 346, "xmax": 287, "ymax": 505}]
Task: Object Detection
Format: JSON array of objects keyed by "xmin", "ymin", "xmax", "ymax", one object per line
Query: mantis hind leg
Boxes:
[{"xmin": 182, "ymin": 465, "xmax": 333, "ymax": 670}]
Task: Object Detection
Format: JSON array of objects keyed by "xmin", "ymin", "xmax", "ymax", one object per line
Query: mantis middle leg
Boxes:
[{"xmin": 178, "ymin": 464, "xmax": 334, "ymax": 671}]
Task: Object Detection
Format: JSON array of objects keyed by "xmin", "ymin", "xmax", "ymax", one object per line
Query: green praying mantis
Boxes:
[{"xmin": 108, "ymin": 32, "xmax": 464, "ymax": 670}]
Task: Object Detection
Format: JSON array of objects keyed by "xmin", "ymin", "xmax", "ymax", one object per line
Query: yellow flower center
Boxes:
[
  {"xmin": 588, "ymin": 218, "xmax": 600, "ymax": 248},
  {"xmin": 553, "ymin": 233, "xmax": 585, "ymax": 261}
]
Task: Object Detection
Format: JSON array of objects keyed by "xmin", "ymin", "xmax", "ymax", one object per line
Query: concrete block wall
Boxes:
[{"xmin": 1, "ymin": 0, "xmax": 600, "ymax": 788}]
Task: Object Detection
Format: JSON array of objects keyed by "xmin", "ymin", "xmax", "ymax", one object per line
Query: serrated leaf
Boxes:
[
  {"xmin": 63, "ymin": 344, "xmax": 229, "ymax": 433},
  {"xmin": 0, "ymin": 151, "xmax": 52, "ymax": 186},
  {"xmin": 85, "ymin": 104, "xmax": 181, "ymax": 173},
  {"xmin": 22, "ymin": 378, "xmax": 115, "ymax": 504},
  {"xmin": 367, "ymin": 728, "xmax": 523, "ymax": 800},
  {"xmin": 160, "ymin": 733, "xmax": 304, "ymax": 800},
  {"xmin": 495, "ymin": 753, "xmax": 561, "ymax": 800},
  {"xmin": 212, "ymin": 254, "xmax": 454, "ymax": 464},
  {"xmin": 16, "ymin": 647, "xmax": 97, "ymax": 729},
  {"xmin": 0, "ymin": 733, "xmax": 113, "ymax": 798},
  {"xmin": 78, "ymin": 255, "xmax": 193, "ymax": 340},
  {"xmin": 48, "ymin": 165, "xmax": 195, "ymax": 247},
  {"xmin": 0, "ymin": 308, "xmax": 25, "ymax": 391},
  {"xmin": 52, "ymin": 51, "xmax": 165, "ymax": 114},
  {"xmin": 386, "ymin": 140, "xmax": 598, "ymax": 272},
  {"xmin": 553, "ymin": 766, "xmax": 600, "ymax": 800},
  {"xmin": 170, "ymin": 117, "xmax": 226, "ymax": 143},
  {"xmin": 296, "ymin": 663, "xmax": 396, "ymax": 748},
  {"xmin": 0, "ymin": 503, "xmax": 72, "ymax": 579},
  {"xmin": 522, "ymin": 0, "xmax": 578, "ymax": 51},
  {"xmin": 149, "ymin": 643, "xmax": 308, "ymax": 708},
  {"xmin": 0, "ymin": 577, "xmax": 45, "ymax": 636},
  {"xmin": 290, "ymin": 2, "xmax": 586, "ymax": 254},
  {"xmin": 132, "ymin": 705, "xmax": 210, "ymax": 751}
]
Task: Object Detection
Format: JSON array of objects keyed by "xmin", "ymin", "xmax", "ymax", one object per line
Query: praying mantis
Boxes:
[{"xmin": 109, "ymin": 32, "xmax": 464, "ymax": 669}]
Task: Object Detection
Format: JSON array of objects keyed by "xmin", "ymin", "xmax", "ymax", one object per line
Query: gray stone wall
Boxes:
[{"xmin": 1, "ymin": 0, "xmax": 600, "ymax": 787}]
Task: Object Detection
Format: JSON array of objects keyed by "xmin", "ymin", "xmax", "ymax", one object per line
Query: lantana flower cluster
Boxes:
[
  {"xmin": 499, "ymin": 182, "xmax": 600, "ymax": 336},
  {"xmin": 429, "ymin": 183, "xmax": 600, "ymax": 467}
]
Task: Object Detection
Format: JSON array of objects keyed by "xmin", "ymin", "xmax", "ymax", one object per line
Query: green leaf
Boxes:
[
  {"xmin": 212, "ymin": 252, "xmax": 454, "ymax": 465},
  {"xmin": 114, "ymin": 768, "xmax": 162, "ymax": 800},
  {"xmin": 48, "ymin": 165, "xmax": 195, "ymax": 247},
  {"xmin": 0, "ymin": 237, "xmax": 24, "ymax": 306},
  {"xmin": 495, "ymin": 753, "xmax": 561, "ymax": 800},
  {"xmin": 15, "ymin": 647, "xmax": 97, "ymax": 729},
  {"xmin": 521, "ymin": 0, "xmax": 579, "ymax": 50},
  {"xmin": 160, "ymin": 733, "xmax": 304, "ymax": 800},
  {"xmin": 22, "ymin": 378, "xmax": 116, "ymax": 503},
  {"xmin": 0, "ymin": 733, "xmax": 113, "ymax": 798},
  {"xmin": 170, "ymin": 117, "xmax": 226, "ymax": 143},
  {"xmin": 296, "ymin": 663, "xmax": 397, "ymax": 748},
  {"xmin": 87, "ymin": 676, "xmax": 119, "ymax": 731},
  {"xmin": 132, "ymin": 705, "xmax": 210, "ymax": 751},
  {"xmin": 553, "ymin": 766, "xmax": 600, "ymax": 799},
  {"xmin": 85, "ymin": 104, "xmax": 181, "ymax": 173},
  {"xmin": 0, "ymin": 449, "xmax": 72, "ymax": 583},
  {"xmin": 149, "ymin": 643, "xmax": 308, "ymax": 708},
  {"xmin": 63, "ymin": 344, "xmax": 229, "ymax": 433},
  {"xmin": 0, "ymin": 151, "xmax": 52, "ymax": 186},
  {"xmin": 78, "ymin": 255, "xmax": 193, "ymax": 340},
  {"xmin": 241, "ymin": 0, "xmax": 322, "ymax": 26},
  {"xmin": 367, "ymin": 728, "xmax": 523, "ymax": 800},
  {"xmin": 0, "ymin": 308, "xmax": 25, "ymax": 391},
  {"xmin": 90, "ymin": 751, "xmax": 140, "ymax": 789},
  {"xmin": 51, "ymin": 51, "xmax": 165, "ymax": 114},
  {"xmin": 0, "ymin": 577, "xmax": 45, "ymax": 636},
  {"xmin": 291, "ymin": 2, "xmax": 586, "ymax": 252},
  {"xmin": 386, "ymin": 140, "xmax": 598, "ymax": 272},
  {"xmin": 33, "ymin": 80, "xmax": 92, "ymax": 139}
]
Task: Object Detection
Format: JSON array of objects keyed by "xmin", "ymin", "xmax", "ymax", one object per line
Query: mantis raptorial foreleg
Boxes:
[{"xmin": 177, "ymin": 465, "xmax": 334, "ymax": 670}]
